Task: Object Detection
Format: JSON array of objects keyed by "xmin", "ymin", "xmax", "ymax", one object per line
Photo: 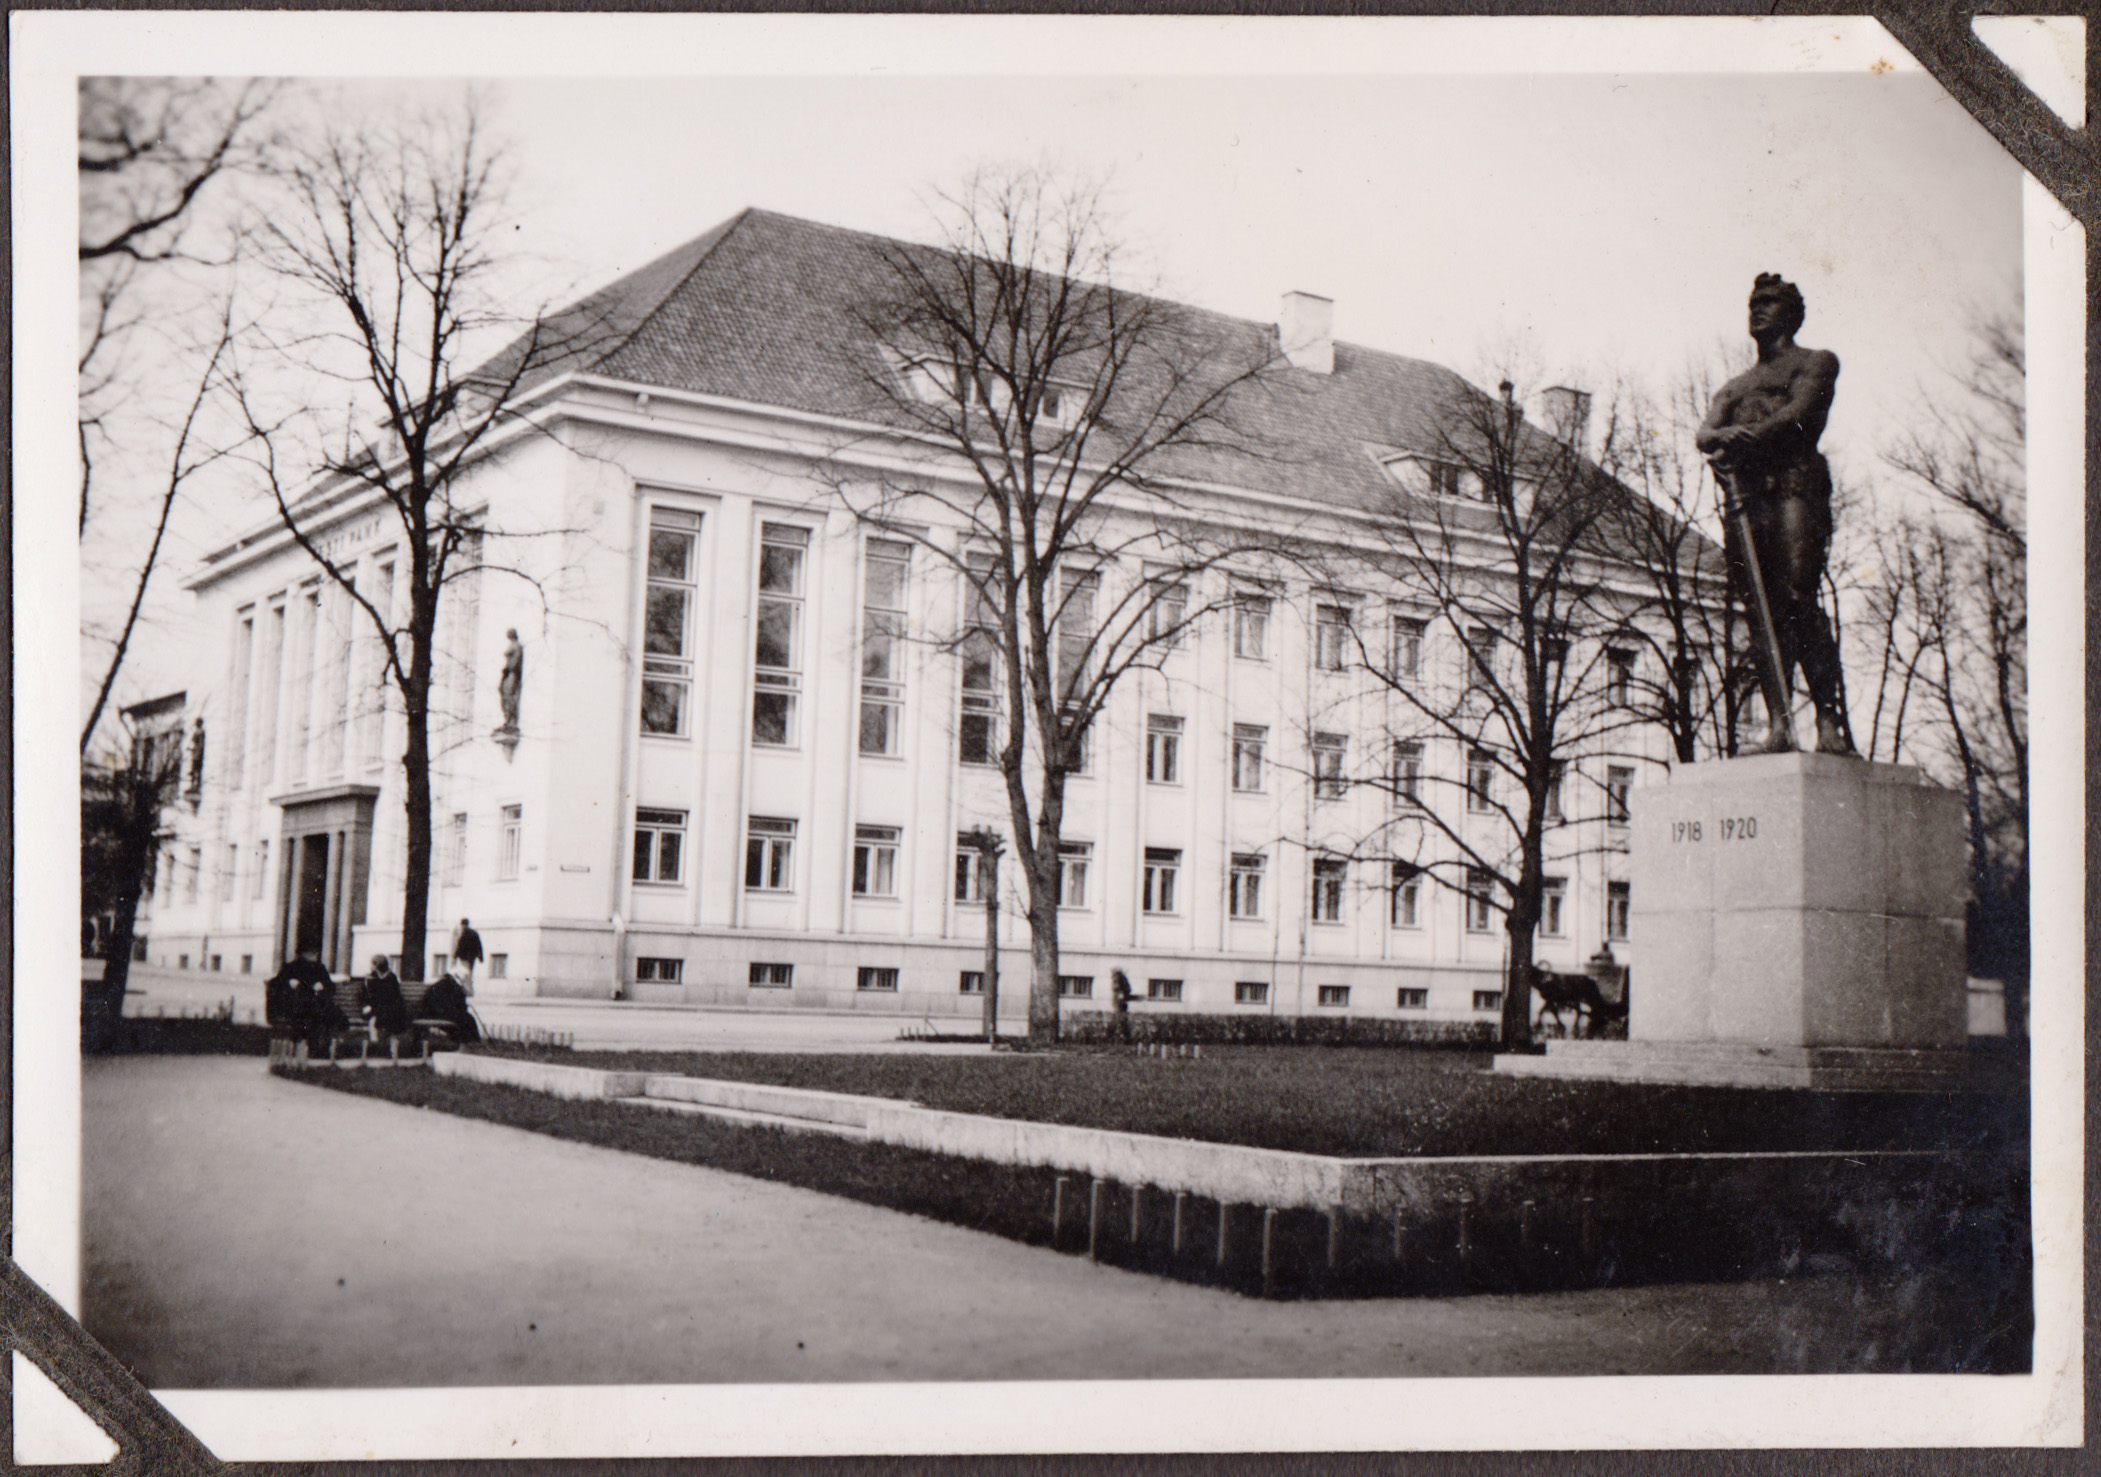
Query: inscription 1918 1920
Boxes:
[{"xmin": 1670, "ymin": 817, "xmax": 1760, "ymax": 843}]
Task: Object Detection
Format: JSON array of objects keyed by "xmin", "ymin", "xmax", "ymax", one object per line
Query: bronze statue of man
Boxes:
[{"xmin": 1695, "ymin": 273, "xmax": 1854, "ymax": 756}]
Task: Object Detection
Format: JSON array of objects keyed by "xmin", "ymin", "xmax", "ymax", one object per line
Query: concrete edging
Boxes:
[{"xmin": 433, "ymin": 1052, "xmax": 649, "ymax": 1101}]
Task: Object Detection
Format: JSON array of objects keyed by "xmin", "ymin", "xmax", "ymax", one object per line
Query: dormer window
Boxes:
[{"xmin": 1379, "ymin": 454, "xmax": 1482, "ymax": 501}]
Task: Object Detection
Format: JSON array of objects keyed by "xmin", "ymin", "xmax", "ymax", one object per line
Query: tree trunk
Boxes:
[
  {"xmin": 1025, "ymin": 851, "xmax": 1062, "ymax": 1046},
  {"xmin": 980, "ymin": 850, "xmax": 1000, "ymax": 1042},
  {"xmin": 1501, "ymin": 912, "xmax": 1538, "ymax": 1049}
]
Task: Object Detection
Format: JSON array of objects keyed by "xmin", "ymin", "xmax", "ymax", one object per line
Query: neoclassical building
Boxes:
[{"xmin": 142, "ymin": 208, "xmax": 1674, "ymax": 1023}]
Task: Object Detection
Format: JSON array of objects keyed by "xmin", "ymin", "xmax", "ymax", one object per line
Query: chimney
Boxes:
[
  {"xmin": 1277, "ymin": 291, "xmax": 1334, "ymax": 374},
  {"xmin": 1539, "ymin": 385, "xmax": 1592, "ymax": 452}
]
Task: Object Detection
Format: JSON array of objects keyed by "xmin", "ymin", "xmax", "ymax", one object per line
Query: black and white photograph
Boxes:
[{"xmin": 14, "ymin": 10, "xmax": 2086, "ymax": 1464}]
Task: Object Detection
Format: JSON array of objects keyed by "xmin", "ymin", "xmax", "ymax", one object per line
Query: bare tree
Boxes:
[
  {"xmin": 1339, "ymin": 378, "xmax": 1651, "ymax": 1048},
  {"xmin": 1872, "ymin": 315, "xmax": 2028, "ymax": 1032},
  {"xmin": 80, "ymin": 717, "xmax": 188, "ymax": 1049},
  {"xmin": 820, "ymin": 166, "xmax": 1284, "ymax": 1044},
  {"xmin": 78, "ymin": 79, "xmax": 274, "ymax": 748},
  {"xmin": 229, "ymin": 98, "xmax": 600, "ymax": 982}
]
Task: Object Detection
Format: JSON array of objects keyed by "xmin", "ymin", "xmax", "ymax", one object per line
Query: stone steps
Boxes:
[{"xmin": 613, "ymin": 1094, "xmax": 870, "ymax": 1138}]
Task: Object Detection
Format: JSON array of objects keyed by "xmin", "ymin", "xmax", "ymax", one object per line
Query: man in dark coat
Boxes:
[
  {"xmin": 268, "ymin": 946, "xmax": 336, "ymax": 1051},
  {"xmin": 451, "ymin": 918, "xmax": 485, "ymax": 987},
  {"xmin": 418, "ymin": 971, "xmax": 482, "ymax": 1044},
  {"xmin": 360, "ymin": 955, "xmax": 411, "ymax": 1040}
]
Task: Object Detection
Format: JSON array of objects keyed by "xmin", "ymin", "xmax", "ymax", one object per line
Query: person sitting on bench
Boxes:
[
  {"xmin": 269, "ymin": 946, "xmax": 337, "ymax": 1052},
  {"xmin": 418, "ymin": 968, "xmax": 482, "ymax": 1044},
  {"xmin": 359, "ymin": 954, "xmax": 411, "ymax": 1042}
]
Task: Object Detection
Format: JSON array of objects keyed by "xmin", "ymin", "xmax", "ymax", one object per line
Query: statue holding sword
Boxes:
[{"xmin": 1696, "ymin": 273, "xmax": 1855, "ymax": 756}]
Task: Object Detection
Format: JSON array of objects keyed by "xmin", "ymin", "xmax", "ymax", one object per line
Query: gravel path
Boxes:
[{"xmin": 86, "ymin": 1056, "xmax": 1940, "ymax": 1389}]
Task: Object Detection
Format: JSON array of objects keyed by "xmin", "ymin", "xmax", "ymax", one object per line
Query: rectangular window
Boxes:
[
  {"xmin": 1311, "ymin": 857, "xmax": 1347, "ymax": 923},
  {"xmin": 499, "ymin": 804, "xmax": 522, "ymax": 881},
  {"xmin": 1390, "ymin": 616, "xmax": 1424, "ymax": 680},
  {"xmin": 635, "ymin": 957, "xmax": 683, "ymax": 983},
  {"xmin": 228, "ymin": 612, "xmax": 253, "ymax": 788},
  {"xmin": 211, "ymin": 955, "xmax": 222, "ymax": 972},
  {"xmin": 1312, "ymin": 733, "xmax": 1348, "ymax": 799},
  {"xmin": 432, "ymin": 953, "xmax": 448, "ymax": 979},
  {"xmin": 1146, "ymin": 978, "xmax": 1184, "ymax": 1002},
  {"xmin": 1231, "ymin": 723, "xmax": 1267, "ymax": 791},
  {"xmin": 240, "ymin": 955, "xmax": 253, "ymax": 974},
  {"xmin": 1474, "ymin": 990, "xmax": 1504, "ymax": 1012},
  {"xmin": 1228, "ymin": 853, "xmax": 1266, "ymax": 919},
  {"xmin": 1544, "ymin": 762, "xmax": 1566, "ymax": 823},
  {"xmin": 1607, "ymin": 765, "xmax": 1634, "ymax": 826},
  {"xmin": 958, "ymin": 629, "xmax": 1000, "ymax": 765},
  {"xmin": 1397, "ymin": 987, "xmax": 1428, "ymax": 1009},
  {"xmin": 1541, "ymin": 875, "xmax": 1568, "ymax": 937},
  {"xmin": 1145, "ymin": 714, "xmax": 1183, "ymax": 784},
  {"xmin": 752, "ymin": 524, "xmax": 808, "ymax": 746},
  {"xmin": 642, "ymin": 508, "xmax": 701, "ymax": 736},
  {"xmin": 958, "ymin": 971, "xmax": 985, "ymax": 995},
  {"xmin": 1390, "ymin": 861, "xmax": 1422, "ymax": 928},
  {"xmin": 1429, "ymin": 461, "xmax": 1465, "ymax": 499},
  {"xmin": 1147, "ymin": 578, "xmax": 1188, "ymax": 649},
  {"xmin": 744, "ymin": 817, "xmax": 796, "ymax": 891},
  {"xmin": 1607, "ymin": 646, "xmax": 1636, "ymax": 707},
  {"xmin": 1318, "ymin": 985, "xmax": 1351, "ymax": 1008},
  {"xmin": 1466, "ymin": 625, "xmax": 1497, "ymax": 688},
  {"xmin": 1232, "ymin": 593, "xmax": 1270, "ymax": 660},
  {"xmin": 632, "ymin": 808, "xmax": 687, "ymax": 884},
  {"xmin": 1234, "ymin": 981, "xmax": 1270, "ymax": 1005},
  {"xmin": 750, "ymin": 961, "xmax": 793, "ymax": 988},
  {"xmin": 1466, "ymin": 749, "xmax": 1495, "ymax": 812},
  {"xmin": 1141, "ymin": 848, "xmax": 1181, "ymax": 915},
  {"xmin": 1054, "ymin": 569, "xmax": 1097, "ymax": 703},
  {"xmin": 851, "ymin": 825, "xmax": 900, "ymax": 898},
  {"xmin": 1313, "ymin": 604, "xmax": 1351, "ymax": 671},
  {"xmin": 1058, "ymin": 974, "xmax": 1093, "ymax": 998},
  {"xmin": 1059, "ymin": 843, "xmax": 1092, "ymax": 908},
  {"xmin": 1391, "ymin": 741, "xmax": 1423, "ymax": 807},
  {"xmin": 489, "ymin": 954, "xmax": 508, "ymax": 980},
  {"xmin": 857, "ymin": 966, "xmax": 899, "ymax": 993},
  {"xmin": 1607, "ymin": 881, "xmax": 1631, "ymax": 941},
  {"xmin": 1061, "ymin": 705, "xmax": 1092, "ymax": 774},
  {"xmin": 252, "ymin": 838, "xmax": 269, "ymax": 901},
  {"xmin": 1466, "ymin": 868, "xmax": 1495, "ymax": 933},
  {"xmin": 220, "ymin": 844, "xmax": 237, "ymax": 902},
  {"xmin": 445, "ymin": 813, "xmax": 468, "ymax": 886},
  {"xmin": 954, "ymin": 835, "xmax": 991, "ymax": 903},
  {"xmin": 860, "ymin": 539, "xmax": 910, "ymax": 756}
]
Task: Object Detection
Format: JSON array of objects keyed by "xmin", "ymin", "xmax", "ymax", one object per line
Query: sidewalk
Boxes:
[{"xmin": 86, "ymin": 1056, "xmax": 1968, "ymax": 1390}]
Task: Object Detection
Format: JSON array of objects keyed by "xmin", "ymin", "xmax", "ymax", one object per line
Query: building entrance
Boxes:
[{"xmin": 270, "ymin": 784, "xmax": 380, "ymax": 974}]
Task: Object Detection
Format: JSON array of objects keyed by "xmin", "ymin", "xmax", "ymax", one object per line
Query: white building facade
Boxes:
[{"xmin": 146, "ymin": 209, "xmax": 1671, "ymax": 1025}]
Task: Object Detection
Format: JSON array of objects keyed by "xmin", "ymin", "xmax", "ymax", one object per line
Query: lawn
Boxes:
[{"xmin": 478, "ymin": 1042, "xmax": 2025, "ymax": 1160}]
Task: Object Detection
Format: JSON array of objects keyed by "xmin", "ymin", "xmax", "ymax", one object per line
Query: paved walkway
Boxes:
[{"xmin": 86, "ymin": 1057, "xmax": 1947, "ymax": 1389}]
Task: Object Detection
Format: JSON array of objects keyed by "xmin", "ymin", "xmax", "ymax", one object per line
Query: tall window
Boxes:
[
  {"xmin": 1313, "ymin": 604, "xmax": 1351, "ymax": 671},
  {"xmin": 859, "ymin": 539, "xmax": 909, "ymax": 756},
  {"xmin": 1465, "ymin": 625, "xmax": 1497, "ymax": 689},
  {"xmin": 1390, "ymin": 616, "xmax": 1424, "ymax": 680},
  {"xmin": 1061, "ymin": 704, "xmax": 1092, "ymax": 774},
  {"xmin": 1228, "ymin": 853, "xmax": 1265, "ymax": 919},
  {"xmin": 1390, "ymin": 861, "xmax": 1422, "ymax": 928},
  {"xmin": 1141, "ymin": 848, "xmax": 1181, "ymax": 914},
  {"xmin": 954, "ymin": 834, "xmax": 991, "ymax": 903},
  {"xmin": 1055, "ymin": 569, "xmax": 1097, "ymax": 702},
  {"xmin": 361, "ymin": 564, "xmax": 392, "ymax": 770},
  {"xmin": 633, "ymin": 808, "xmax": 687, "ymax": 884},
  {"xmin": 1606, "ymin": 647, "xmax": 1636, "ymax": 707},
  {"xmin": 1606, "ymin": 765, "xmax": 1634, "ymax": 826},
  {"xmin": 744, "ymin": 817, "xmax": 796, "ymax": 891},
  {"xmin": 220, "ymin": 844, "xmax": 237, "ymax": 902},
  {"xmin": 1311, "ymin": 857, "xmax": 1347, "ymax": 923},
  {"xmin": 752, "ymin": 524, "xmax": 808, "ymax": 746},
  {"xmin": 1391, "ymin": 740, "xmax": 1423, "ymax": 806},
  {"xmin": 959, "ymin": 630, "xmax": 1000, "ymax": 765},
  {"xmin": 1544, "ymin": 761, "xmax": 1567, "ymax": 822},
  {"xmin": 1059, "ymin": 842, "xmax": 1091, "ymax": 908},
  {"xmin": 1312, "ymin": 733, "xmax": 1348, "ymax": 799},
  {"xmin": 498, "ymin": 805, "xmax": 522, "ymax": 881},
  {"xmin": 1147, "ymin": 576, "xmax": 1188, "ymax": 649},
  {"xmin": 185, "ymin": 845, "xmax": 201, "ymax": 902},
  {"xmin": 258, "ymin": 601, "xmax": 285, "ymax": 784},
  {"xmin": 1231, "ymin": 724, "xmax": 1267, "ymax": 791},
  {"xmin": 1466, "ymin": 748, "xmax": 1495, "ymax": 812},
  {"xmin": 1541, "ymin": 875, "xmax": 1568, "ymax": 937},
  {"xmin": 1232, "ymin": 593, "xmax": 1270, "ymax": 660},
  {"xmin": 1607, "ymin": 881, "xmax": 1631, "ymax": 940},
  {"xmin": 228, "ymin": 611, "xmax": 253, "ymax": 788},
  {"xmin": 852, "ymin": 825, "xmax": 900, "ymax": 897},
  {"xmin": 642, "ymin": 508, "xmax": 701, "ymax": 736},
  {"xmin": 1465, "ymin": 868, "xmax": 1495, "ymax": 932},
  {"xmin": 446, "ymin": 812, "xmax": 468, "ymax": 886},
  {"xmin": 1145, "ymin": 714, "xmax": 1183, "ymax": 784},
  {"xmin": 252, "ymin": 838, "xmax": 269, "ymax": 901},
  {"xmin": 1427, "ymin": 461, "xmax": 1465, "ymax": 499}
]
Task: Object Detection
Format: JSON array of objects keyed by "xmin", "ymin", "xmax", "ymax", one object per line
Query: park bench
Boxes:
[{"xmin": 305, "ymin": 977, "xmax": 469, "ymax": 1062}]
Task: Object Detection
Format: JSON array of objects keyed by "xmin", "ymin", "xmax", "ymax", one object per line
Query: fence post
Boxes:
[
  {"xmin": 1260, "ymin": 1208, "xmax": 1278, "ymax": 1298},
  {"xmin": 1129, "ymin": 1185, "xmax": 1146, "ymax": 1245},
  {"xmin": 1326, "ymin": 1206, "xmax": 1343, "ymax": 1273},
  {"xmin": 1215, "ymin": 1203, "xmax": 1233, "ymax": 1269},
  {"xmin": 1172, "ymin": 1191, "xmax": 1188, "ymax": 1257},
  {"xmin": 1087, "ymin": 1179, "xmax": 1104, "ymax": 1262},
  {"xmin": 1052, "ymin": 1175, "xmax": 1070, "ymax": 1246}
]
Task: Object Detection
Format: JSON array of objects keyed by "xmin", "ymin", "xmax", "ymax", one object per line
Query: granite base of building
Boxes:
[{"xmin": 1493, "ymin": 1038, "xmax": 2017, "ymax": 1092}]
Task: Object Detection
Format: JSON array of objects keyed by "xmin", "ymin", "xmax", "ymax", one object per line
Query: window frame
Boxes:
[
  {"xmin": 851, "ymin": 824, "xmax": 902, "ymax": 898},
  {"xmin": 1317, "ymin": 984, "xmax": 1351, "ymax": 1008},
  {"xmin": 632, "ymin": 807, "xmax": 689, "ymax": 885},
  {"xmin": 1466, "ymin": 748, "xmax": 1495, "ymax": 813},
  {"xmin": 1231, "ymin": 723, "xmax": 1267, "ymax": 792},
  {"xmin": 1057, "ymin": 974, "xmax": 1094, "ymax": 999},
  {"xmin": 1396, "ymin": 987, "xmax": 1429, "ymax": 1010},
  {"xmin": 1541, "ymin": 875, "xmax": 1568, "ymax": 937},
  {"xmin": 1146, "ymin": 978, "xmax": 1184, "ymax": 1002},
  {"xmin": 1313, "ymin": 603, "xmax": 1352, "ymax": 671},
  {"xmin": 1234, "ymin": 980, "xmax": 1270, "ymax": 1005},
  {"xmin": 1231, "ymin": 592, "xmax": 1271, "ymax": 661},
  {"xmin": 1606, "ymin": 880, "xmax": 1631, "ymax": 941},
  {"xmin": 1058, "ymin": 841, "xmax": 1092, "ymax": 909},
  {"xmin": 641, "ymin": 506, "xmax": 703, "ymax": 738},
  {"xmin": 1310, "ymin": 856, "xmax": 1347, "ymax": 924},
  {"xmin": 498, "ymin": 804, "xmax": 522, "ymax": 881},
  {"xmin": 1228, "ymin": 852, "xmax": 1266, "ymax": 919},
  {"xmin": 856, "ymin": 965, "xmax": 900, "ymax": 993},
  {"xmin": 1391, "ymin": 739, "xmax": 1423, "ymax": 807},
  {"xmin": 1312, "ymin": 732, "xmax": 1348, "ymax": 800},
  {"xmin": 1390, "ymin": 861, "xmax": 1422, "ymax": 929},
  {"xmin": 1141, "ymin": 847, "xmax": 1182, "ymax": 915},
  {"xmin": 1145, "ymin": 713, "xmax": 1184, "ymax": 785},
  {"xmin": 743, "ymin": 816, "xmax": 797, "ymax": 892},
  {"xmin": 1465, "ymin": 868, "xmax": 1495, "ymax": 933},
  {"xmin": 749, "ymin": 961, "xmax": 794, "ymax": 988},
  {"xmin": 859, "ymin": 539, "xmax": 910, "ymax": 757},
  {"xmin": 752, "ymin": 523, "xmax": 811, "ymax": 748},
  {"xmin": 1606, "ymin": 765, "xmax": 1634, "ymax": 826}
]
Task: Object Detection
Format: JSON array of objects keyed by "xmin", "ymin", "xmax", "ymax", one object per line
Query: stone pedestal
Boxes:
[{"xmin": 1498, "ymin": 753, "xmax": 1987, "ymax": 1091}]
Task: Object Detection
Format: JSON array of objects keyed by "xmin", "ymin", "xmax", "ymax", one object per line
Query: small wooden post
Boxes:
[
  {"xmin": 1216, "ymin": 1203, "xmax": 1233, "ymax": 1268},
  {"xmin": 1088, "ymin": 1179, "xmax": 1104, "ymax": 1262},
  {"xmin": 1052, "ymin": 1175, "xmax": 1070, "ymax": 1245},
  {"xmin": 1129, "ymin": 1185, "xmax": 1146, "ymax": 1245},
  {"xmin": 1261, "ymin": 1208, "xmax": 1278, "ymax": 1298},
  {"xmin": 1326, "ymin": 1207, "xmax": 1344, "ymax": 1272},
  {"xmin": 1172, "ymin": 1191, "xmax": 1189, "ymax": 1256}
]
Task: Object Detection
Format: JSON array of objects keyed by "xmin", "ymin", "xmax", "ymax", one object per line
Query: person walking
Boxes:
[{"xmin": 450, "ymin": 918, "xmax": 484, "ymax": 988}]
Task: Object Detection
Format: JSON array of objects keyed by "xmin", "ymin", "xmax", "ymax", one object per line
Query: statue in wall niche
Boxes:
[
  {"xmin": 186, "ymin": 717, "xmax": 206, "ymax": 796},
  {"xmin": 1695, "ymin": 273, "xmax": 1856, "ymax": 756},
  {"xmin": 496, "ymin": 629, "xmax": 523, "ymax": 732}
]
